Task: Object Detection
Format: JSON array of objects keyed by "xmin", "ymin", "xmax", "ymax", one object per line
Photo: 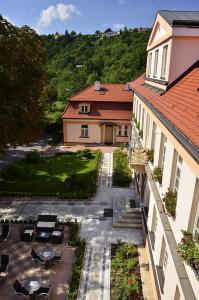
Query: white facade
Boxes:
[{"xmin": 132, "ymin": 95, "xmax": 199, "ymax": 300}]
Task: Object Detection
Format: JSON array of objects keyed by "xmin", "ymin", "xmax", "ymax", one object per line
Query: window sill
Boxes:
[
  {"xmin": 79, "ymin": 112, "xmax": 90, "ymax": 114},
  {"xmin": 79, "ymin": 136, "xmax": 89, "ymax": 138},
  {"xmin": 116, "ymin": 135, "xmax": 128, "ymax": 137}
]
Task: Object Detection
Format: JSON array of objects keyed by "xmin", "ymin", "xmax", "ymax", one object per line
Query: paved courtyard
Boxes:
[{"xmin": 0, "ymin": 152, "xmax": 153, "ymax": 300}]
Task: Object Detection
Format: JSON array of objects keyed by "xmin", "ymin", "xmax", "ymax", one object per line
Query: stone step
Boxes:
[
  {"xmin": 118, "ymin": 217, "xmax": 142, "ymax": 224},
  {"xmin": 113, "ymin": 221, "xmax": 143, "ymax": 229}
]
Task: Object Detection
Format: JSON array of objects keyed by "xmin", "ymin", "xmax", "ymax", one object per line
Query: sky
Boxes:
[{"xmin": 1, "ymin": 0, "xmax": 199, "ymax": 34}]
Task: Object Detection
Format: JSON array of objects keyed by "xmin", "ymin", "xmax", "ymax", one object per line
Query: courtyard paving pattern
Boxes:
[{"xmin": 0, "ymin": 152, "xmax": 154, "ymax": 300}]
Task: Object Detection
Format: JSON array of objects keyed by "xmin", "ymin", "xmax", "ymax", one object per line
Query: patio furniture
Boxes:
[
  {"xmin": 0, "ymin": 254, "xmax": 9, "ymax": 272},
  {"xmin": 38, "ymin": 248, "xmax": 55, "ymax": 268},
  {"xmin": 0, "ymin": 224, "xmax": 9, "ymax": 242},
  {"xmin": 51, "ymin": 230, "xmax": 64, "ymax": 244},
  {"xmin": 20, "ymin": 226, "xmax": 34, "ymax": 242},
  {"xmin": 13, "ymin": 279, "xmax": 29, "ymax": 298},
  {"xmin": 35, "ymin": 231, "xmax": 51, "ymax": 242},
  {"xmin": 36, "ymin": 282, "xmax": 52, "ymax": 299},
  {"xmin": 31, "ymin": 249, "xmax": 43, "ymax": 267},
  {"xmin": 23, "ymin": 276, "xmax": 43, "ymax": 295},
  {"xmin": 51, "ymin": 249, "xmax": 63, "ymax": 263},
  {"xmin": 36, "ymin": 215, "xmax": 57, "ymax": 232}
]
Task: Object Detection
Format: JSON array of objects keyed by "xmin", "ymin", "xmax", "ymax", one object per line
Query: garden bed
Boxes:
[
  {"xmin": 112, "ymin": 149, "xmax": 132, "ymax": 187},
  {"xmin": 0, "ymin": 150, "xmax": 101, "ymax": 199},
  {"xmin": 111, "ymin": 241, "xmax": 143, "ymax": 300}
]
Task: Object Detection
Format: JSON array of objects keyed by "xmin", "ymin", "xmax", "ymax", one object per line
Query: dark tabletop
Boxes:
[{"xmin": 24, "ymin": 276, "xmax": 42, "ymax": 293}]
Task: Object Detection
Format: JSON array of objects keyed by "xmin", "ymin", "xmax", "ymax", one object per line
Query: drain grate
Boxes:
[{"xmin": 104, "ymin": 209, "xmax": 113, "ymax": 217}]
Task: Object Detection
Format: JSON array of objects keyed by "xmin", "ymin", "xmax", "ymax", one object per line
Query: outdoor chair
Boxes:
[
  {"xmin": 51, "ymin": 250, "xmax": 63, "ymax": 263},
  {"xmin": 0, "ymin": 224, "xmax": 9, "ymax": 242},
  {"xmin": 20, "ymin": 225, "xmax": 34, "ymax": 242},
  {"xmin": 51, "ymin": 230, "xmax": 64, "ymax": 244},
  {"xmin": 37, "ymin": 282, "xmax": 51, "ymax": 299},
  {"xmin": 13, "ymin": 279, "xmax": 29, "ymax": 298},
  {"xmin": 31, "ymin": 249, "xmax": 43, "ymax": 267},
  {"xmin": 0, "ymin": 254, "xmax": 9, "ymax": 272}
]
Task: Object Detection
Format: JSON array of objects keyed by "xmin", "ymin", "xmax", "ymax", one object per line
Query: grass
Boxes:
[
  {"xmin": 111, "ymin": 241, "xmax": 143, "ymax": 300},
  {"xmin": 0, "ymin": 152, "xmax": 101, "ymax": 199}
]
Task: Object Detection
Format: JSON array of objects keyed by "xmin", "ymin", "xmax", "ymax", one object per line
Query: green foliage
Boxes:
[
  {"xmin": 113, "ymin": 150, "xmax": 132, "ymax": 187},
  {"xmin": 25, "ymin": 151, "xmax": 40, "ymax": 163},
  {"xmin": 153, "ymin": 166, "xmax": 163, "ymax": 184},
  {"xmin": 178, "ymin": 231, "xmax": 199, "ymax": 267},
  {"xmin": 111, "ymin": 241, "xmax": 142, "ymax": 300},
  {"xmin": 0, "ymin": 16, "xmax": 47, "ymax": 150},
  {"xmin": 162, "ymin": 190, "xmax": 177, "ymax": 218},
  {"xmin": 146, "ymin": 149, "xmax": 154, "ymax": 163},
  {"xmin": 76, "ymin": 148, "xmax": 94, "ymax": 159},
  {"xmin": 139, "ymin": 129, "xmax": 143, "ymax": 138},
  {"xmin": 0, "ymin": 164, "xmax": 26, "ymax": 180}
]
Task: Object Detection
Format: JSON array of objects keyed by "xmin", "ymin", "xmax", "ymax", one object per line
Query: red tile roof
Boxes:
[
  {"xmin": 62, "ymin": 101, "xmax": 132, "ymax": 120},
  {"xmin": 69, "ymin": 84, "xmax": 132, "ymax": 102},
  {"xmin": 130, "ymin": 62, "xmax": 199, "ymax": 149}
]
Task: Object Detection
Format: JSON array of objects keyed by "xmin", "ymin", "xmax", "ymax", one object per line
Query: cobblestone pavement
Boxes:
[{"xmin": 0, "ymin": 152, "xmax": 151, "ymax": 300}]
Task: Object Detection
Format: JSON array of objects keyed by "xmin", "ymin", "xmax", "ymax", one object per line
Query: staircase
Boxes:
[{"xmin": 113, "ymin": 196, "xmax": 143, "ymax": 229}]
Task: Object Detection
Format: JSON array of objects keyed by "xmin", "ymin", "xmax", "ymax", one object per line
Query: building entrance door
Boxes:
[{"xmin": 105, "ymin": 125, "xmax": 113, "ymax": 144}]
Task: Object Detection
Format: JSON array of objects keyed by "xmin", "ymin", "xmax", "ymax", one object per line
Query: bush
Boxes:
[
  {"xmin": 153, "ymin": 166, "xmax": 163, "ymax": 184},
  {"xmin": 25, "ymin": 151, "xmax": 40, "ymax": 163},
  {"xmin": 178, "ymin": 231, "xmax": 199, "ymax": 267},
  {"xmin": 76, "ymin": 148, "xmax": 93, "ymax": 159},
  {"xmin": 0, "ymin": 164, "xmax": 26, "ymax": 180},
  {"xmin": 113, "ymin": 150, "xmax": 132, "ymax": 187},
  {"xmin": 162, "ymin": 190, "xmax": 177, "ymax": 218}
]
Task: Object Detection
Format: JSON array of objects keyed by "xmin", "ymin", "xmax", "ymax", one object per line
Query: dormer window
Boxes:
[
  {"xmin": 153, "ymin": 49, "xmax": 159, "ymax": 78},
  {"xmin": 81, "ymin": 105, "xmax": 88, "ymax": 113},
  {"xmin": 161, "ymin": 45, "xmax": 168, "ymax": 80},
  {"xmin": 79, "ymin": 103, "xmax": 91, "ymax": 114}
]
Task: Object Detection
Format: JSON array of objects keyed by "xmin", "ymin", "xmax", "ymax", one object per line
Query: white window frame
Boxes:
[
  {"xmin": 118, "ymin": 125, "xmax": 128, "ymax": 137},
  {"xmin": 80, "ymin": 105, "xmax": 89, "ymax": 113},
  {"xmin": 81, "ymin": 125, "xmax": 88, "ymax": 137},
  {"xmin": 153, "ymin": 49, "xmax": 159, "ymax": 78},
  {"xmin": 147, "ymin": 52, "xmax": 152, "ymax": 77},
  {"xmin": 162, "ymin": 137, "xmax": 167, "ymax": 169},
  {"xmin": 161, "ymin": 45, "xmax": 168, "ymax": 80},
  {"xmin": 174, "ymin": 154, "xmax": 183, "ymax": 193},
  {"xmin": 118, "ymin": 126, "xmax": 122, "ymax": 136}
]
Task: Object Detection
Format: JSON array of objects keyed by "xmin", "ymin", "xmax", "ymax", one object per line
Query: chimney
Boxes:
[
  {"xmin": 125, "ymin": 82, "xmax": 131, "ymax": 91},
  {"xmin": 94, "ymin": 81, "xmax": 100, "ymax": 91}
]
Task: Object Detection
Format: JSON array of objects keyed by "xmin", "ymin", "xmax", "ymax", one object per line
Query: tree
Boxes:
[
  {"xmin": 64, "ymin": 29, "xmax": 69, "ymax": 36},
  {"xmin": 0, "ymin": 15, "xmax": 47, "ymax": 150},
  {"xmin": 104, "ymin": 28, "xmax": 112, "ymax": 33},
  {"xmin": 70, "ymin": 30, "xmax": 76, "ymax": 35}
]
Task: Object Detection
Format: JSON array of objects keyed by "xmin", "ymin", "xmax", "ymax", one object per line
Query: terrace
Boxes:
[{"xmin": 0, "ymin": 221, "xmax": 75, "ymax": 299}]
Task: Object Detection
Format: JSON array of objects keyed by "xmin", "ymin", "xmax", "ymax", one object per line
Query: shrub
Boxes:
[
  {"xmin": 178, "ymin": 231, "xmax": 199, "ymax": 267},
  {"xmin": 0, "ymin": 164, "xmax": 26, "ymax": 180},
  {"xmin": 76, "ymin": 148, "xmax": 93, "ymax": 159},
  {"xmin": 25, "ymin": 151, "xmax": 40, "ymax": 163},
  {"xmin": 113, "ymin": 150, "xmax": 132, "ymax": 187},
  {"xmin": 146, "ymin": 149, "xmax": 154, "ymax": 163},
  {"xmin": 162, "ymin": 190, "xmax": 177, "ymax": 218},
  {"xmin": 153, "ymin": 166, "xmax": 163, "ymax": 184}
]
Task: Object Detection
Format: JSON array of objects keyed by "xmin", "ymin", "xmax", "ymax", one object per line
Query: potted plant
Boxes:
[
  {"xmin": 162, "ymin": 190, "xmax": 177, "ymax": 218},
  {"xmin": 146, "ymin": 149, "xmax": 154, "ymax": 163},
  {"xmin": 178, "ymin": 231, "xmax": 199, "ymax": 275},
  {"xmin": 153, "ymin": 167, "xmax": 163, "ymax": 184}
]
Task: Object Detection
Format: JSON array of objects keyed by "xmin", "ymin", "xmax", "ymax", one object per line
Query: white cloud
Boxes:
[
  {"xmin": 112, "ymin": 23, "xmax": 125, "ymax": 31},
  {"xmin": 38, "ymin": 3, "xmax": 81, "ymax": 28}
]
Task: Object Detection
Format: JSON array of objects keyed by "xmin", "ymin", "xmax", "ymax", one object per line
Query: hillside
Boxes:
[{"xmin": 41, "ymin": 28, "xmax": 151, "ymax": 127}]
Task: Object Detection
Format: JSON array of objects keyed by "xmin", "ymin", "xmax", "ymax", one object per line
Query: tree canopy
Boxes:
[{"xmin": 0, "ymin": 16, "xmax": 47, "ymax": 150}]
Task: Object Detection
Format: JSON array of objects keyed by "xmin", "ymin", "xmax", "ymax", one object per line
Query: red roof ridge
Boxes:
[{"xmin": 68, "ymin": 84, "xmax": 94, "ymax": 101}]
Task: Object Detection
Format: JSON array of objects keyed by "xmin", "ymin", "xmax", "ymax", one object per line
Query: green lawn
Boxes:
[{"xmin": 0, "ymin": 152, "xmax": 101, "ymax": 199}]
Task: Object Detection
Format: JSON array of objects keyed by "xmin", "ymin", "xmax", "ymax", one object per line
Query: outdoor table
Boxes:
[
  {"xmin": 38, "ymin": 248, "xmax": 55, "ymax": 268},
  {"xmin": 24, "ymin": 276, "xmax": 42, "ymax": 295}
]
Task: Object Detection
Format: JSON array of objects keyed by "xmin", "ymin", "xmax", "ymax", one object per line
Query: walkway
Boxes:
[{"xmin": 0, "ymin": 152, "xmax": 153, "ymax": 300}]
